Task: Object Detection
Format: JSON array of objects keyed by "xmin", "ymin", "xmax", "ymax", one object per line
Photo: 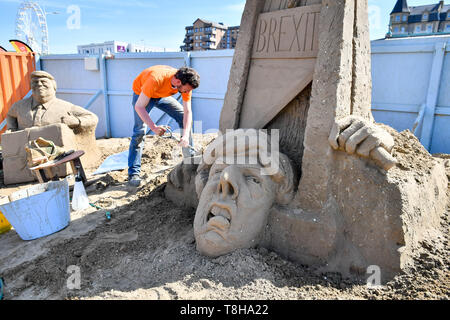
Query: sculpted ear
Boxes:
[
  {"xmin": 272, "ymin": 153, "xmax": 295, "ymax": 205},
  {"xmin": 195, "ymin": 162, "xmax": 211, "ymax": 199}
]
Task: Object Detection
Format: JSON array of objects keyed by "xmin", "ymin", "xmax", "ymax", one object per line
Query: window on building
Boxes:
[
  {"xmin": 427, "ymin": 24, "xmax": 433, "ymax": 33},
  {"xmin": 200, "ymin": 27, "xmax": 203, "ymax": 32},
  {"xmin": 401, "ymin": 27, "xmax": 406, "ymax": 33},
  {"xmin": 446, "ymin": 24, "xmax": 450, "ymax": 31},
  {"xmin": 394, "ymin": 27, "xmax": 399, "ymax": 33},
  {"xmin": 423, "ymin": 13, "xmax": 428, "ymax": 20},
  {"xmin": 402, "ymin": 15, "xmax": 407, "ymax": 22},
  {"xmin": 395, "ymin": 15, "xmax": 400, "ymax": 22},
  {"xmin": 415, "ymin": 25, "xmax": 422, "ymax": 33},
  {"xmin": 195, "ymin": 28, "xmax": 198, "ymax": 32}
]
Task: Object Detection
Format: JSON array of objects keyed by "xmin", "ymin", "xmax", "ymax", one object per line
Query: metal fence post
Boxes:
[
  {"xmin": 99, "ymin": 54, "xmax": 111, "ymax": 138},
  {"xmin": 420, "ymin": 41, "xmax": 447, "ymax": 150},
  {"xmin": 184, "ymin": 51, "xmax": 191, "ymax": 67}
]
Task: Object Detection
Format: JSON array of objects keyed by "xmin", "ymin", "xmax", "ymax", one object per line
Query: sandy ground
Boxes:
[{"xmin": 0, "ymin": 132, "xmax": 449, "ymax": 300}]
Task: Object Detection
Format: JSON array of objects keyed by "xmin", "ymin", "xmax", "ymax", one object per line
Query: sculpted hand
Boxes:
[
  {"xmin": 61, "ymin": 113, "xmax": 80, "ymax": 128},
  {"xmin": 328, "ymin": 115, "xmax": 397, "ymax": 170}
]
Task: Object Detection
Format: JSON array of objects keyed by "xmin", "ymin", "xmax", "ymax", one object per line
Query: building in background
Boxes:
[
  {"xmin": 181, "ymin": 19, "xmax": 239, "ymax": 51},
  {"xmin": 77, "ymin": 41, "xmax": 172, "ymax": 54},
  {"xmin": 387, "ymin": 0, "xmax": 450, "ymax": 38}
]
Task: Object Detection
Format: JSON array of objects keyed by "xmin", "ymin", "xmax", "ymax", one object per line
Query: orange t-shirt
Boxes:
[{"xmin": 132, "ymin": 65, "xmax": 192, "ymax": 102}]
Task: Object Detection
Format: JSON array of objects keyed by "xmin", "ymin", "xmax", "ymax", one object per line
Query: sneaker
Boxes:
[{"xmin": 128, "ymin": 174, "xmax": 141, "ymax": 187}]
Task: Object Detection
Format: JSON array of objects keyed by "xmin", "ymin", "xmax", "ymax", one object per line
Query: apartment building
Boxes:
[
  {"xmin": 181, "ymin": 19, "xmax": 239, "ymax": 51},
  {"xmin": 77, "ymin": 41, "xmax": 169, "ymax": 55},
  {"xmin": 387, "ymin": 0, "xmax": 450, "ymax": 38}
]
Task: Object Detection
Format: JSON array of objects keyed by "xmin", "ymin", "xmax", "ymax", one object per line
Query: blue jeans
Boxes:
[{"xmin": 128, "ymin": 93, "xmax": 194, "ymax": 177}]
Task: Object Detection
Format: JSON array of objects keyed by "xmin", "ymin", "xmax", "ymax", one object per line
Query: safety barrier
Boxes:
[{"xmin": 0, "ymin": 52, "xmax": 36, "ymax": 137}]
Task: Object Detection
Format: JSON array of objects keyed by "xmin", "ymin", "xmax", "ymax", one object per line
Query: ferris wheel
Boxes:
[{"xmin": 15, "ymin": 1, "xmax": 49, "ymax": 54}]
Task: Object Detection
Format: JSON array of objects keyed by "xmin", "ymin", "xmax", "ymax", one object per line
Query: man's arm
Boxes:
[
  {"xmin": 180, "ymin": 99, "xmax": 192, "ymax": 147},
  {"xmin": 66, "ymin": 104, "xmax": 99, "ymax": 130},
  {"xmin": 135, "ymin": 92, "xmax": 166, "ymax": 136},
  {"xmin": 5, "ymin": 104, "xmax": 18, "ymax": 132}
]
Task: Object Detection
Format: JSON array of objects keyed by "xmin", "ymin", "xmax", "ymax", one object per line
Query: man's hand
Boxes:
[
  {"xmin": 61, "ymin": 113, "xmax": 80, "ymax": 128},
  {"xmin": 152, "ymin": 125, "xmax": 167, "ymax": 137},
  {"xmin": 179, "ymin": 135, "xmax": 189, "ymax": 148},
  {"xmin": 328, "ymin": 115, "xmax": 397, "ymax": 170}
]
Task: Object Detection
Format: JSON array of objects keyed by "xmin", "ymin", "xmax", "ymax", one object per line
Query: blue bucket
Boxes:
[{"xmin": 0, "ymin": 179, "xmax": 70, "ymax": 240}]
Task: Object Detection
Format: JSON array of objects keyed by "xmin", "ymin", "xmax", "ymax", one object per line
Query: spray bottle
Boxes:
[{"xmin": 72, "ymin": 166, "xmax": 90, "ymax": 211}]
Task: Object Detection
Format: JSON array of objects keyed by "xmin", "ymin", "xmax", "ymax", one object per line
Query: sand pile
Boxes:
[{"xmin": 0, "ymin": 131, "xmax": 448, "ymax": 300}]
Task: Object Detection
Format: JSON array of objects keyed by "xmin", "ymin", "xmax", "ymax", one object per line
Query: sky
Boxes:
[{"xmin": 0, "ymin": 0, "xmax": 446, "ymax": 54}]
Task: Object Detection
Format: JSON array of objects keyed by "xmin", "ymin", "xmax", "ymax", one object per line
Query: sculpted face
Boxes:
[
  {"xmin": 31, "ymin": 77, "xmax": 56, "ymax": 104},
  {"xmin": 194, "ymin": 160, "xmax": 276, "ymax": 257}
]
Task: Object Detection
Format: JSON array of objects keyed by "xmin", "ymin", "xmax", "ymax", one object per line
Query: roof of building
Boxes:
[
  {"xmin": 391, "ymin": 0, "xmax": 410, "ymax": 14},
  {"xmin": 410, "ymin": 5, "xmax": 437, "ymax": 15},
  {"xmin": 193, "ymin": 18, "xmax": 228, "ymax": 29},
  {"xmin": 398, "ymin": 2, "xmax": 450, "ymax": 23},
  {"xmin": 393, "ymin": 1, "xmax": 449, "ymax": 15}
]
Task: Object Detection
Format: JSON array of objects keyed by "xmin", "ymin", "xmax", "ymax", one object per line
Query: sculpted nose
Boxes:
[{"xmin": 218, "ymin": 167, "xmax": 239, "ymax": 200}]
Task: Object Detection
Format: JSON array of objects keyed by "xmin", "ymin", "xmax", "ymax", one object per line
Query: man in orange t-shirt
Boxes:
[{"xmin": 128, "ymin": 65, "xmax": 200, "ymax": 187}]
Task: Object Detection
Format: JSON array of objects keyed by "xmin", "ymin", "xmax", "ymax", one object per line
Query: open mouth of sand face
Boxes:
[{"xmin": 206, "ymin": 204, "xmax": 232, "ymax": 232}]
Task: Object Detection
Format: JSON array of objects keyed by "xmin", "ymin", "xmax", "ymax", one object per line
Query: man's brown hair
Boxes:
[{"xmin": 175, "ymin": 67, "xmax": 200, "ymax": 89}]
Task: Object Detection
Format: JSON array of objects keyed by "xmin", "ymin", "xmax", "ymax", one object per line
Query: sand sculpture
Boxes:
[
  {"xmin": 2, "ymin": 70, "xmax": 100, "ymax": 184},
  {"xmin": 165, "ymin": 0, "xmax": 448, "ymax": 282}
]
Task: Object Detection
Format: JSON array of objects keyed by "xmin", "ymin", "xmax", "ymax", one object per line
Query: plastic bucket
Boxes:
[
  {"xmin": 0, "ymin": 179, "xmax": 70, "ymax": 240},
  {"xmin": 0, "ymin": 210, "xmax": 12, "ymax": 234}
]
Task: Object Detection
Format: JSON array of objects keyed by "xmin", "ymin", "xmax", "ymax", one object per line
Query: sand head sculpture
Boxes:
[
  {"xmin": 30, "ymin": 71, "xmax": 57, "ymax": 104},
  {"xmin": 193, "ymin": 129, "xmax": 295, "ymax": 257}
]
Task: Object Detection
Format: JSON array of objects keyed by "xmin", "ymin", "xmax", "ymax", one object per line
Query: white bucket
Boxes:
[{"xmin": 0, "ymin": 179, "xmax": 70, "ymax": 240}]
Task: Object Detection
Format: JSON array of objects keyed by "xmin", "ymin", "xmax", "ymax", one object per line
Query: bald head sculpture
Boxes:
[
  {"xmin": 193, "ymin": 129, "xmax": 295, "ymax": 257},
  {"xmin": 6, "ymin": 70, "xmax": 98, "ymax": 133}
]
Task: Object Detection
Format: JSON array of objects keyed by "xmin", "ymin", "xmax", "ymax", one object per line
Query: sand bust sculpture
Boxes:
[
  {"xmin": 190, "ymin": 117, "xmax": 395, "ymax": 257},
  {"xmin": 6, "ymin": 70, "xmax": 98, "ymax": 133},
  {"xmin": 2, "ymin": 70, "xmax": 100, "ymax": 184}
]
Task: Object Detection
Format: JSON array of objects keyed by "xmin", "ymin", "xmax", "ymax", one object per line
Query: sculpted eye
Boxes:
[
  {"xmin": 245, "ymin": 175, "xmax": 261, "ymax": 184},
  {"xmin": 211, "ymin": 168, "xmax": 223, "ymax": 177}
]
